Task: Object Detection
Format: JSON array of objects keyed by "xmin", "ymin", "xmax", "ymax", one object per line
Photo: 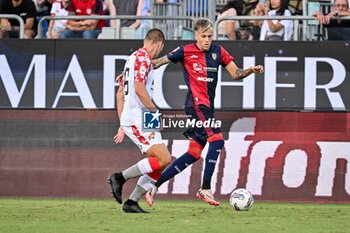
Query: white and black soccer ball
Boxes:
[{"xmin": 229, "ymin": 188, "xmax": 254, "ymax": 211}]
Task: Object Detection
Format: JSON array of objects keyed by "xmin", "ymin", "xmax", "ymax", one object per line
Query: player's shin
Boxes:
[
  {"xmin": 202, "ymin": 134, "xmax": 224, "ymax": 189},
  {"xmin": 155, "ymin": 139, "xmax": 203, "ymax": 187},
  {"xmin": 129, "ymin": 174, "xmax": 158, "ymax": 202}
]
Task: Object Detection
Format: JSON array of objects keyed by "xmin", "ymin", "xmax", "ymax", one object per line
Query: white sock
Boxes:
[
  {"xmin": 137, "ymin": 174, "xmax": 157, "ymax": 191},
  {"xmin": 136, "ymin": 158, "xmax": 153, "ymax": 174}
]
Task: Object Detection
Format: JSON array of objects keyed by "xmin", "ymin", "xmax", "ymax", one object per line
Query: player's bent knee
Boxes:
[
  {"xmin": 207, "ymin": 133, "xmax": 224, "ymax": 143},
  {"xmin": 153, "ymin": 155, "xmax": 171, "ymax": 170},
  {"xmin": 157, "ymin": 150, "xmax": 171, "ymax": 168},
  {"xmin": 160, "ymin": 155, "xmax": 172, "ymax": 168},
  {"xmin": 146, "ymin": 144, "xmax": 172, "ymax": 169},
  {"xmin": 187, "ymin": 139, "xmax": 204, "ymax": 159}
]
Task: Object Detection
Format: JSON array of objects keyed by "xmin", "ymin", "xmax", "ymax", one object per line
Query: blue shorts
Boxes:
[{"xmin": 183, "ymin": 105, "xmax": 221, "ymax": 147}]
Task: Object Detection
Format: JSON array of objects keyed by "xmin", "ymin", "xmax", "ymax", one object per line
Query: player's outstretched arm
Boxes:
[
  {"xmin": 114, "ymin": 84, "xmax": 125, "ymax": 144},
  {"xmin": 225, "ymin": 62, "xmax": 264, "ymax": 80},
  {"xmin": 116, "ymin": 84, "xmax": 124, "ymax": 120},
  {"xmin": 152, "ymin": 55, "xmax": 171, "ymax": 69},
  {"xmin": 135, "ymin": 82, "xmax": 157, "ymax": 112}
]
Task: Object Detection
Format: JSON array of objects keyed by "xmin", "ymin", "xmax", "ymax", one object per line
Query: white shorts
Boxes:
[{"xmin": 122, "ymin": 125, "xmax": 163, "ymax": 154}]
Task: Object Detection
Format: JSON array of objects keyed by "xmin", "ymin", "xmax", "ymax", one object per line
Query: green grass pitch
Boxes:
[{"xmin": 1, "ymin": 198, "xmax": 349, "ymax": 233}]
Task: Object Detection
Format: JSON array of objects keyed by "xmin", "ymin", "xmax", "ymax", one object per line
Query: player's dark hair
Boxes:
[
  {"xmin": 145, "ymin": 28, "xmax": 165, "ymax": 43},
  {"xmin": 194, "ymin": 18, "xmax": 213, "ymax": 32}
]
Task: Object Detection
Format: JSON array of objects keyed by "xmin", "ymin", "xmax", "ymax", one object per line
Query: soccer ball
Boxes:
[{"xmin": 229, "ymin": 188, "xmax": 254, "ymax": 211}]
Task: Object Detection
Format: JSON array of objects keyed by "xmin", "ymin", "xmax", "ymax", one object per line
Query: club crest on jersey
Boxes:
[{"xmin": 212, "ymin": 53, "xmax": 217, "ymax": 60}]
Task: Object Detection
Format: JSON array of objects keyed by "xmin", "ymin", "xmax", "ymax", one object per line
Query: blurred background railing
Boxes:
[
  {"xmin": 1, "ymin": 0, "xmax": 350, "ymax": 40},
  {"xmin": 214, "ymin": 15, "xmax": 350, "ymax": 41},
  {"xmin": 0, "ymin": 14, "xmax": 25, "ymax": 39},
  {"xmin": 36, "ymin": 15, "xmax": 196, "ymax": 39}
]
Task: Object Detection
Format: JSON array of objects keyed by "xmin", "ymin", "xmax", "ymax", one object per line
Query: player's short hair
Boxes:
[
  {"xmin": 194, "ymin": 18, "xmax": 213, "ymax": 32},
  {"xmin": 144, "ymin": 28, "xmax": 165, "ymax": 43}
]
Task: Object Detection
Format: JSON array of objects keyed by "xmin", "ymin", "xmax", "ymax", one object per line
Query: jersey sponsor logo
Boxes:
[
  {"xmin": 197, "ymin": 77, "xmax": 214, "ymax": 82},
  {"xmin": 193, "ymin": 63, "xmax": 204, "ymax": 73},
  {"xmin": 204, "ymin": 67, "xmax": 218, "ymax": 72}
]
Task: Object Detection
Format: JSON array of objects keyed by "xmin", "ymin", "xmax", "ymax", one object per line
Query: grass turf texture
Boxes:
[{"xmin": 1, "ymin": 198, "xmax": 349, "ymax": 233}]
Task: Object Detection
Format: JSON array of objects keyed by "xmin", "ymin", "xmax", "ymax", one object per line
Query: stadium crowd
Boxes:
[{"xmin": 0, "ymin": 0, "xmax": 349, "ymax": 40}]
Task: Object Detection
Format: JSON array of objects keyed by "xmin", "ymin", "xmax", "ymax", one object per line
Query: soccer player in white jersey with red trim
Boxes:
[{"xmin": 108, "ymin": 28, "xmax": 171, "ymax": 213}]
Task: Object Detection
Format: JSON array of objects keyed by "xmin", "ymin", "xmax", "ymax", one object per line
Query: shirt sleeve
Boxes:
[
  {"xmin": 167, "ymin": 46, "xmax": 184, "ymax": 63},
  {"xmin": 134, "ymin": 52, "xmax": 151, "ymax": 84},
  {"xmin": 26, "ymin": 0, "xmax": 37, "ymax": 18},
  {"xmin": 50, "ymin": 2, "xmax": 59, "ymax": 15},
  {"xmin": 224, "ymin": 8, "xmax": 237, "ymax": 23},
  {"xmin": 93, "ymin": 0, "xmax": 102, "ymax": 15},
  {"xmin": 280, "ymin": 10, "xmax": 292, "ymax": 27},
  {"xmin": 220, "ymin": 46, "xmax": 234, "ymax": 67},
  {"xmin": 68, "ymin": 0, "xmax": 76, "ymax": 13},
  {"xmin": 0, "ymin": 1, "xmax": 5, "ymax": 14}
]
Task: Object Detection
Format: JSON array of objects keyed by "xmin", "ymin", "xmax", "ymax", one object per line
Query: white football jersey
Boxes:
[{"xmin": 120, "ymin": 48, "xmax": 154, "ymax": 126}]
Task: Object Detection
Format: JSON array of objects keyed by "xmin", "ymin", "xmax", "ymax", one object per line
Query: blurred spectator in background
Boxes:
[
  {"xmin": 135, "ymin": 0, "xmax": 150, "ymax": 39},
  {"xmin": 313, "ymin": 0, "xmax": 350, "ymax": 40},
  {"xmin": 0, "ymin": 0, "xmax": 38, "ymax": 38},
  {"xmin": 216, "ymin": 0, "xmax": 243, "ymax": 40},
  {"xmin": 259, "ymin": 0, "xmax": 293, "ymax": 41},
  {"xmin": 108, "ymin": 0, "xmax": 143, "ymax": 29},
  {"xmin": 249, "ymin": 2, "xmax": 264, "ymax": 40},
  {"xmin": 34, "ymin": 0, "xmax": 54, "ymax": 16},
  {"xmin": 47, "ymin": 0, "xmax": 69, "ymax": 38},
  {"xmin": 34, "ymin": 0, "xmax": 54, "ymax": 37},
  {"xmin": 59, "ymin": 0, "xmax": 106, "ymax": 39}
]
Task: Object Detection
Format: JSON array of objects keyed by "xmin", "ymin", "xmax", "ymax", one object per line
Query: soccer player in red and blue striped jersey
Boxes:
[{"xmin": 146, "ymin": 18, "xmax": 264, "ymax": 206}]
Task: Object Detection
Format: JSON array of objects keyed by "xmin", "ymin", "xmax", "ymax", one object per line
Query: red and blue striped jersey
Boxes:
[{"xmin": 167, "ymin": 43, "xmax": 233, "ymax": 109}]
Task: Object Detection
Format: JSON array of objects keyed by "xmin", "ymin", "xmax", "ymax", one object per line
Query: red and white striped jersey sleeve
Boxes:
[{"xmin": 134, "ymin": 49, "xmax": 151, "ymax": 84}]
